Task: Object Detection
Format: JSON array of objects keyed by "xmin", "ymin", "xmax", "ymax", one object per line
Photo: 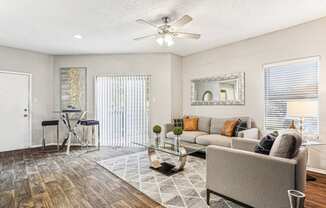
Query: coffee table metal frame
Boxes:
[{"xmin": 134, "ymin": 141, "xmax": 205, "ymax": 175}]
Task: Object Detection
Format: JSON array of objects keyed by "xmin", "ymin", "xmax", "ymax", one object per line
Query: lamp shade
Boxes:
[{"xmin": 287, "ymin": 100, "xmax": 318, "ymax": 117}]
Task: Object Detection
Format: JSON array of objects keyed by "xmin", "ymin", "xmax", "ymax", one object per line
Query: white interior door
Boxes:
[{"xmin": 0, "ymin": 71, "xmax": 31, "ymax": 151}]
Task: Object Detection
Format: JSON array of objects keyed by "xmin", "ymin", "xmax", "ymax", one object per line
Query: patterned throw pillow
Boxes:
[
  {"xmin": 173, "ymin": 118, "xmax": 184, "ymax": 128},
  {"xmin": 234, "ymin": 119, "xmax": 248, "ymax": 136},
  {"xmin": 254, "ymin": 131, "xmax": 278, "ymax": 155}
]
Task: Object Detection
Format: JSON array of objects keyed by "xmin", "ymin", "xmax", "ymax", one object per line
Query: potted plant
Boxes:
[
  {"xmin": 173, "ymin": 127, "xmax": 183, "ymax": 152},
  {"xmin": 153, "ymin": 125, "xmax": 162, "ymax": 147}
]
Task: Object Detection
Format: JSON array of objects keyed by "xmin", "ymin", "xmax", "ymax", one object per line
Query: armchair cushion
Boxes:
[{"xmin": 270, "ymin": 131, "xmax": 302, "ymax": 158}]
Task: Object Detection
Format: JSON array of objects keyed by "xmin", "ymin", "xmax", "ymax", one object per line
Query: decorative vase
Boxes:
[
  {"xmin": 176, "ymin": 135, "xmax": 180, "ymax": 152},
  {"xmin": 155, "ymin": 133, "xmax": 160, "ymax": 147}
]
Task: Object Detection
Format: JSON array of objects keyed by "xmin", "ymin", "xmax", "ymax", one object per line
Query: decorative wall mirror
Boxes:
[{"xmin": 191, "ymin": 72, "xmax": 245, "ymax": 105}]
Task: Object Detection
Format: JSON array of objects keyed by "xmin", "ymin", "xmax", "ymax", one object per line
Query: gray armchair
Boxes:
[{"xmin": 206, "ymin": 138, "xmax": 308, "ymax": 208}]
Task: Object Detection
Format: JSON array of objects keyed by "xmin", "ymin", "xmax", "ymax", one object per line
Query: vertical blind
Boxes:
[
  {"xmin": 264, "ymin": 57, "xmax": 319, "ymax": 134},
  {"xmin": 96, "ymin": 75, "xmax": 151, "ymax": 147}
]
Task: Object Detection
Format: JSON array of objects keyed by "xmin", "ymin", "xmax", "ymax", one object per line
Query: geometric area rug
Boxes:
[{"xmin": 97, "ymin": 151, "xmax": 244, "ymax": 208}]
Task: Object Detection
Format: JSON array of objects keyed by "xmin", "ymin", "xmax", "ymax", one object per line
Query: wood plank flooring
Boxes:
[
  {"xmin": 0, "ymin": 147, "xmax": 162, "ymax": 208},
  {"xmin": 0, "ymin": 146, "xmax": 325, "ymax": 208}
]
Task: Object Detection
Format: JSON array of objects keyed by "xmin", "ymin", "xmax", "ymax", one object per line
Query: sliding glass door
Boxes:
[{"xmin": 96, "ymin": 75, "xmax": 151, "ymax": 147}]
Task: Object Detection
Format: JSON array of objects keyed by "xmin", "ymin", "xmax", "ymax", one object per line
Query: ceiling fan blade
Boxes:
[
  {"xmin": 172, "ymin": 15, "xmax": 193, "ymax": 28},
  {"xmin": 134, "ymin": 34, "xmax": 157, "ymax": 41},
  {"xmin": 136, "ymin": 19, "xmax": 159, "ymax": 29},
  {"xmin": 174, "ymin": 32, "xmax": 200, "ymax": 39}
]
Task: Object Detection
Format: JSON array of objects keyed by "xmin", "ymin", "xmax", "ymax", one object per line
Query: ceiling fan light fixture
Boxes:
[
  {"xmin": 166, "ymin": 38, "xmax": 174, "ymax": 47},
  {"xmin": 164, "ymin": 34, "xmax": 173, "ymax": 43},
  {"xmin": 156, "ymin": 37, "xmax": 164, "ymax": 45},
  {"xmin": 135, "ymin": 15, "xmax": 200, "ymax": 46}
]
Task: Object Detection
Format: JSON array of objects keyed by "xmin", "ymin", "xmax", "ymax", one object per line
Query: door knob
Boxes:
[
  {"xmin": 24, "ymin": 114, "xmax": 28, "ymax": 117},
  {"xmin": 24, "ymin": 108, "xmax": 28, "ymax": 112}
]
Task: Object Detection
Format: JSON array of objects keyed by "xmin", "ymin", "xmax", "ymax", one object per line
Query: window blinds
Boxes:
[
  {"xmin": 264, "ymin": 57, "xmax": 319, "ymax": 134},
  {"xmin": 96, "ymin": 75, "xmax": 151, "ymax": 147}
]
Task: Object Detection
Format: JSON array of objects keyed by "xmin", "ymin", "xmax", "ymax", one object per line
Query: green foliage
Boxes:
[
  {"xmin": 173, "ymin": 127, "xmax": 183, "ymax": 136},
  {"xmin": 153, "ymin": 125, "xmax": 162, "ymax": 134}
]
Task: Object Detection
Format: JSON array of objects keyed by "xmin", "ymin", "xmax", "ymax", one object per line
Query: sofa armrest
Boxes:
[
  {"xmin": 164, "ymin": 123, "xmax": 174, "ymax": 137},
  {"xmin": 207, "ymin": 145, "xmax": 296, "ymax": 208},
  {"xmin": 237, "ymin": 128, "xmax": 259, "ymax": 140},
  {"xmin": 231, "ymin": 137, "xmax": 259, "ymax": 152}
]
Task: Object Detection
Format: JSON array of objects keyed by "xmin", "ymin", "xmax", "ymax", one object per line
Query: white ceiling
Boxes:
[{"xmin": 1, "ymin": 0, "xmax": 326, "ymax": 56}]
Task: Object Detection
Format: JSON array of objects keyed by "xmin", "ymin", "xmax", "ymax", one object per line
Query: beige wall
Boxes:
[
  {"xmin": 171, "ymin": 54, "xmax": 183, "ymax": 119},
  {"xmin": 0, "ymin": 46, "xmax": 54, "ymax": 145},
  {"xmin": 53, "ymin": 53, "xmax": 180, "ymax": 132},
  {"xmin": 182, "ymin": 17, "xmax": 326, "ymax": 169}
]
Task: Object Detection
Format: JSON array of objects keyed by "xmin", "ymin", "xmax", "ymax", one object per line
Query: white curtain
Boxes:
[{"xmin": 96, "ymin": 75, "xmax": 151, "ymax": 147}]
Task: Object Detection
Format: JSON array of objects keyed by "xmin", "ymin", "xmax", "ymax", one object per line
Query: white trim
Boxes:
[
  {"xmin": 30, "ymin": 143, "xmax": 82, "ymax": 148},
  {"xmin": 263, "ymin": 56, "xmax": 320, "ymax": 69},
  {"xmin": 262, "ymin": 56, "xmax": 320, "ymax": 133},
  {"xmin": 0, "ymin": 70, "xmax": 32, "ymax": 149},
  {"xmin": 307, "ymin": 167, "xmax": 326, "ymax": 175}
]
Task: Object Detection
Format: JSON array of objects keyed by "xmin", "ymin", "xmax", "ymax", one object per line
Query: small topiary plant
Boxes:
[
  {"xmin": 153, "ymin": 125, "xmax": 162, "ymax": 134},
  {"xmin": 173, "ymin": 127, "xmax": 183, "ymax": 136}
]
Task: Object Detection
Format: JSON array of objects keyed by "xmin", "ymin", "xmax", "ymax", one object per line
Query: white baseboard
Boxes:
[
  {"xmin": 307, "ymin": 167, "xmax": 326, "ymax": 175},
  {"xmin": 30, "ymin": 143, "xmax": 81, "ymax": 148}
]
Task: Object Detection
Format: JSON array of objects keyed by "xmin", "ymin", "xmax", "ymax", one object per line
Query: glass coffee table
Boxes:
[{"xmin": 134, "ymin": 140, "xmax": 205, "ymax": 176}]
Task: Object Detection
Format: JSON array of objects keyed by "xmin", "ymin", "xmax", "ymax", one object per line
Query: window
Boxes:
[
  {"xmin": 264, "ymin": 57, "xmax": 319, "ymax": 135},
  {"xmin": 96, "ymin": 75, "xmax": 151, "ymax": 147}
]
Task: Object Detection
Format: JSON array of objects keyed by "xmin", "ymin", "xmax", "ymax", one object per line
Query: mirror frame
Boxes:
[{"xmin": 191, "ymin": 72, "xmax": 245, "ymax": 105}]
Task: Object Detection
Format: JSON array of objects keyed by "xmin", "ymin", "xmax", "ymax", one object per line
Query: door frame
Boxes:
[{"xmin": 0, "ymin": 70, "xmax": 32, "ymax": 148}]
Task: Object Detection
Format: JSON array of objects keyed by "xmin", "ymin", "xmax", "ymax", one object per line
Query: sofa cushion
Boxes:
[
  {"xmin": 166, "ymin": 131, "xmax": 208, "ymax": 143},
  {"xmin": 196, "ymin": 134, "xmax": 232, "ymax": 147},
  {"xmin": 198, "ymin": 117, "xmax": 211, "ymax": 133},
  {"xmin": 210, "ymin": 118, "xmax": 225, "ymax": 134},
  {"xmin": 270, "ymin": 130, "xmax": 302, "ymax": 158}
]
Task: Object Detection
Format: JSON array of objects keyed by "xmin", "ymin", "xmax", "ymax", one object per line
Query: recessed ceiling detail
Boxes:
[{"xmin": 0, "ymin": 0, "xmax": 326, "ymax": 56}]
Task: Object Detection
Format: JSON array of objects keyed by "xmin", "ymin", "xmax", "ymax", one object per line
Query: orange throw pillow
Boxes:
[
  {"xmin": 183, "ymin": 117, "xmax": 199, "ymax": 131},
  {"xmin": 222, "ymin": 119, "xmax": 239, "ymax": 137}
]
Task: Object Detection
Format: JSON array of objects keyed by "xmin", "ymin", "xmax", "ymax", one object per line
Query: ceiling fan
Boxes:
[{"xmin": 134, "ymin": 15, "xmax": 201, "ymax": 46}]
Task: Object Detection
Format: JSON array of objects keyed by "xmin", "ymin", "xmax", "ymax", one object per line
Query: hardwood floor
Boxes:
[
  {"xmin": 0, "ymin": 147, "xmax": 163, "ymax": 208},
  {"xmin": 305, "ymin": 171, "xmax": 326, "ymax": 208},
  {"xmin": 0, "ymin": 146, "xmax": 325, "ymax": 208}
]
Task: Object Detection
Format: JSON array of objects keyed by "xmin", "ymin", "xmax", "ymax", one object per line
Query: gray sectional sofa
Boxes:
[{"xmin": 164, "ymin": 116, "xmax": 259, "ymax": 148}]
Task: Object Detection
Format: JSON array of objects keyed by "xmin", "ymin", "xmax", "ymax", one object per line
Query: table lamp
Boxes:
[{"xmin": 287, "ymin": 100, "xmax": 318, "ymax": 136}]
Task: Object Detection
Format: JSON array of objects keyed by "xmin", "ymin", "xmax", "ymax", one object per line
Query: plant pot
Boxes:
[
  {"xmin": 176, "ymin": 135, "xmax": 180, "ymax": 152},
  {"xmin": 155, "ymin": 133, "xmax": 160, "ymax": 147}
]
